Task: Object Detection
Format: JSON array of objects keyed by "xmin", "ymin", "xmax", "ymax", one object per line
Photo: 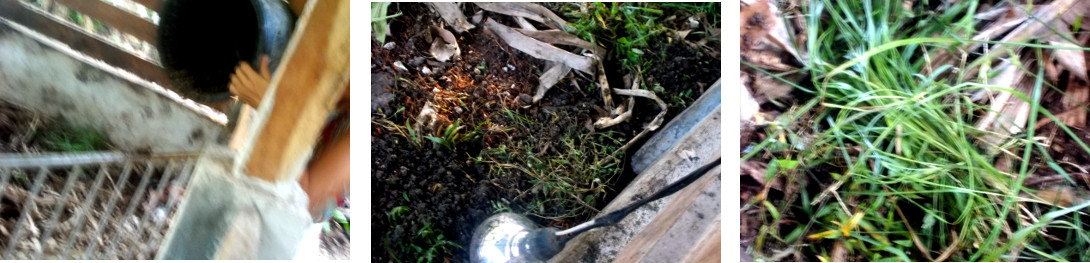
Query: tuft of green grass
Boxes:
[
  {"xmin": 412, "ymin": 223, "xmax": 461, "ymax": 263},
  {"xmin": 34, "ymin": 124, "xmax": 110, "ymax": 152},
  {"xmin": 424, "ymin": 119, "xmax": 484, "ymax": 151},
  {"xmin": 483, "ymin": 126, "xmax": 624, "ymax": 220},
  {"xmin": 561, "ymin": 2, "xmax": 667, "ymax": 72},
  {"xmin": 746, "ymin": 0, "xmax": 1090, "ymax": 261}
]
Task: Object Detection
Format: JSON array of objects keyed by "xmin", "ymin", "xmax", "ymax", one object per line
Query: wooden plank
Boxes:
[
  {"xmin": 288, "ymin": 0, "xmax": 309, "ymax": 17},
  {"xmin": 131, "ymin": 0, "xmax": 165, "ymax": 12},
  {"xmin": 54, "ymin": 0, "xmax": 158, "ymax": 45},
  {"xmin": 244, "ymin": 0, "xmax": 349, "ymax": 182},
  {"xmin": 0, "ymin": 0, "xmax": 173, "ymax": 89},
  {"xmin": 229, "ymin": 105, "xmax": 255, "ymax": 151},
  {"xmin": 550, "ymin": 107, "xmax": 721, "ymax": 262},
  {"xmin": 612, "ymin": 162, "xmax": 720, "ymax": 262},
  {"xmin": 632, "ymin": 79, "xmax": 721, "ymax": 173},
  {"xmin": 680, "ymin": 217, "xmax": 721, "ymax": 263}
]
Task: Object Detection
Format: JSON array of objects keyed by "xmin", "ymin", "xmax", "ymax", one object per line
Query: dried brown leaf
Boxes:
[
  {"xmin": 474, "ymin": 3, "xmax": 570, "ymax": 30},
  {"xmin": 532, "ymin": 63, "xmax": 571, "ymax": 103},
  {"xmin": 1051, "ymin": 41, "xmax": 1088, "ymax": 81},
  {"xmin": 426, "ymin": 3, "xmax": 475, "ymax": 33},
  {"xmin": 742, "ymin": 49, "xmax": 796, "ymax": 71},
  {"xmin": 1026, "ymin": 185, "xmax": 1087, "ymax": 208},
  {"xmin": 763, "ymin": 2, "xmax": 803, "ymax": 64},
  {"xmin": 513, "ymin": 28, "xmax": 606, "ymax": 55},
  {"xmin": 1035, "ymin": 107, "xmax": 1086, "ymax": 130},
  {"xmin": 741, "ymin": 74, "xmax": 760, "ymax": 126},
  {"xmin": 428, "ymin": 26, "xmax": 460, "ymax": 62},
  {"xmin": 1060, "ymin": 1, "xmax": 1090, "ymax": 32},
  {"xmin": 976, "ymin": 62, "xmax": 1031, "ymax": 152},
  {"xmin": 1045, "ymin": 21, "xmax": 1088, "ymax": 81},
  {"xmin": 740, "ymin": 0, "xmax": 772, "ymax": 51},
  {"xmin": 484, "ymin": 19, "xmax": 594, "ymax": 74},
  {"xmin": 751, "ymin": 72, "xmax": 793, "ymax": 104},
  {"xmin": 741, "ymin": 0, "xmax": 803, "ymax": 64},
  {"xmin": 742, "ymin": 161, "xmax": 782, "ymax": 191}
]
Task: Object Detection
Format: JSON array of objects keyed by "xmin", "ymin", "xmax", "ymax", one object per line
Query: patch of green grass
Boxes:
[
  {"xmin": 371, "ymin": 118, "xmax": 424, "ymax": 149},
  {"xmin": 485, "ymin": 129, "xmax": 624, "ymax": 220},
  {"xmin": 561, "ymin": 3, "xmax": 667, "ymax": 72},
  {"xmin": 747, "ymin": 0, "xmax": 1090, "ymax": 261},
  {"xmin": 424, "ymin": 118, "xmax": 484, "ymax": 151},
  {"xmin": 382, "ymin": 205, "xmax": 460, "ymax": 263},
  {"xmin": 412, "ymin": 223, "xmax": 461, "ymax": 263},
  {"xmin": 34, "ymin": 123, "xmax": 110, "ymax": 152}
]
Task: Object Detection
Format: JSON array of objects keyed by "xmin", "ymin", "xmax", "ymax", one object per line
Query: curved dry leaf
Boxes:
[
  {"xmin": 484, "ymin": 19, "xmax": 594, "ymax": 74},
  {"xmin": 426, "ymin": 2, "xmax": 475, "ymax": 33},
  {"xmin": 1061, "ymin": 1, "xmax": 1090, "ymax": 31},
  {"xmin": 515, "ymin": 16, "xmax": 536, "ymax": 31},
  {"xmin": 513, "ymin": 28, "xmax": 606, "ymax": 54},
  {"xmin": 763, "ymin": 2, "xmax": 804, "ymax": 64},
  {"xmin": 742, "ymin": 49, "xmax": 796, "ymax": 71},
  {"xmin": 974, "ymin": 6, "xmax": 1009, "ymax": 20},
  {"xmin": 741, "ymin": 0, "xmax": 772, "ymax": 51},
  {"xmin": 741, "ymin": 78, "xmax": 760, "ymax": 125},
  {"xmin": 1025, "ymin": 185, "xmax": 1087, "ymax": 208},
  {"xmin": 430, "ymin": 41, "xmax": 459, "ymax": 62},
  {"xmin": 532, "ymin": 63, "xmax": 571, "ymax": 103},
  {"xmin": 751, "ymin": 72, "xmax": 793, "ymax": 103},
  {"xmin": 976, "ymin": 63, "xmax": 1033, "ymax": 152},
  {"xmin": 474, "ymin": 2, "xmax": 570, "ymax": 30},
  {"xmin": 429, "ymin": 26, "xmax": 460, "ymax": 62},
  {"xmin": 1048, "ymin": 39, "xmax": 1088, "ymax": 81}
]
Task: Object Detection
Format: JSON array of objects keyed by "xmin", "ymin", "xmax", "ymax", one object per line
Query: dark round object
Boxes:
[{"xmin": 157, "ymin": 0, "xmax": 296, "ymax": 103}]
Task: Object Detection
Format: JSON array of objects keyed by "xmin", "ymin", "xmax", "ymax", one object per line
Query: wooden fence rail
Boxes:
[{"xmin": 0, "ymin": 0, "xmax": 175, "ymax": 94}]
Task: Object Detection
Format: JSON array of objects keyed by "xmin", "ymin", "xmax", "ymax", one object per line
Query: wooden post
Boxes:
[
  {"xmin": 242, "ymin": 0, "xmax": 349, "ymax": 182},
  {"xmin": 53, "ymin": 0, "xmax": 159, "ymax": 45}
]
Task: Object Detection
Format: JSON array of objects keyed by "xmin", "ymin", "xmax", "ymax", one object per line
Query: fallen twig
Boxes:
[{"xmin": 894, "ymin": 203, "xmax": 935, "ymax": 261}]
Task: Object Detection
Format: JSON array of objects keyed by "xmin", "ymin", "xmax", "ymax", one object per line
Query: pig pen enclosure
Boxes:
[
  {"xmin": 0, "ymin": 0, "xmax": 347, "ymax": 259},
  {"xmin": 0, "ymin": 0, "xmax": 213, "ymax": 259},
  {"xmin": 371, "ymin": 2, "xmax": 720, "ymax": 262}
]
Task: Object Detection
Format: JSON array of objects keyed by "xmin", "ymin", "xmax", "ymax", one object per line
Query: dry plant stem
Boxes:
[
  {"xmin": 894, "ymin": 203, "xmax": 935, "ymax": 261},
  {"xmin": 830, "ymin": 193, "xmax": 859, "ymax": 262},
  {"xmin": 594, "ymin": 53, "xmax": 614, "ymax": 110},
  {"xmin": 1023, "ymin": 172, "xmax": 1090, "ymax": 187},
  {"xmin": 959, "ymin": 0, "xmax": 1078, "ymax": 81},
  {"xmin": 933, "ymin": 230, "xmax": 960, "ymax": 262}
]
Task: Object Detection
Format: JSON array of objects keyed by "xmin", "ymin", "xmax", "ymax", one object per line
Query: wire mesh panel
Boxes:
[{"xmin": 0, "ymin": 152, "xmax": 198, "ymax": 260}]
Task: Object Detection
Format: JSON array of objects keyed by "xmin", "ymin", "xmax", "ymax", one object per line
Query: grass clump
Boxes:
[
  {"xmin": 34, "ymin": 123, "xmax": 110, "ymax": 152},
  {"xmin": 559, "ymin": 2, "xmax": 719, "ymax": 73},
  {"xmin": 424, "ymin": 119, "xmax": 484, "ymax": 151},
  {"xmin": 747, "ymin": 0, "xmax": 1090, "ymax": 261},
  {"xmin": 382, "ymin": 205, "xmax": 461, "ymax": 263},
  {"xmin": 478, "ymin": 109, "xmax": 625, "ymax": 221}
]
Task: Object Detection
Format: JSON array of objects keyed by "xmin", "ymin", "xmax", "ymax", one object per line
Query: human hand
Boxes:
[{"xmin": 229, "ymin": 55, "xmax": 271, "ymax": 107}]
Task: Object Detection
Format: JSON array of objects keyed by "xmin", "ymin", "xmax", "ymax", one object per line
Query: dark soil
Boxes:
[{"xmin": 371, "ymin": 3, "xmax": 718, "ymax": 262}]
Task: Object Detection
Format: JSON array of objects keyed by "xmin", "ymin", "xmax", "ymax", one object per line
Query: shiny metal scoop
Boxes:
[
  {"xmin": 468, "ymin": 157, "xmax": 721, "ymax": 263},
  {"xmin": 469, "ymin": 213, "xmax": 560, "ymax": 263}
]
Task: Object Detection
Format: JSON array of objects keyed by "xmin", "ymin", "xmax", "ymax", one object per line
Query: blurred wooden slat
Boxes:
[
  {"xmin": 0, "ymin": 0, "xmax": 173, "ymax": 90},
  {"xmin": 54, "ymin": 0, "xmax": 158, "ymax": 45},
  {"xmin": 680, "ymin": 218, "xmax": 721, "ymax": 263},
  {"xmin": 131, "ymin": 0, "xmax": 165, "ymax": 12},
  {"xmin": 612, "ymin": 163, "xmax": 721, "ymax": 263},
  {"xmin": 245, "ymin": 0, "xmax": 348, "ymax": 182}
]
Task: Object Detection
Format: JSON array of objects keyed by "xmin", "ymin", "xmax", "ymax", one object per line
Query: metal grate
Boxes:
[{"xmin": 0, "ymin": 152, "xmax": 198, "ymax": 259}]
